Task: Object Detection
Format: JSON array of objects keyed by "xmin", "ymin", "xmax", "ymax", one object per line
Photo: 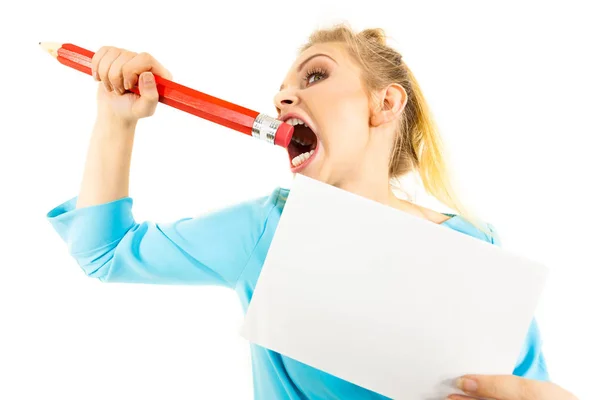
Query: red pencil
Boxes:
[{"xmin": 39, "ymin": 42, "xmax": 294, "ymax": 148}]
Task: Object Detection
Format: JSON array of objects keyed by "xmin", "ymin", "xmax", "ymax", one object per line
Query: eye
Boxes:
[
  {"xmin": 307, "ymin": 73, "xmax": 324, "ymax": 84},
  {"xmin": 303, "ymin": 66, "xmax": 328, "ymax": 86}
]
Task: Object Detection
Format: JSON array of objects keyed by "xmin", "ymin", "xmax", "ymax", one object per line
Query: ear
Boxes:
[{"xmin": 370, "ymin": 83, "xmax": 407, "ymax": 127}]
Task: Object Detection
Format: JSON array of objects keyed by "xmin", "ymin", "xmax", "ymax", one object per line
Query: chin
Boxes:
[{"xmin": 294, "ymin": 165, "xmax": 319, "ymax": 181}]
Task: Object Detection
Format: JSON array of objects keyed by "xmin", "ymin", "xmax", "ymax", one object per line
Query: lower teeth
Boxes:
[{"xmin": 292, "ymin": 150, "xmax": 315, "ymax": 167}]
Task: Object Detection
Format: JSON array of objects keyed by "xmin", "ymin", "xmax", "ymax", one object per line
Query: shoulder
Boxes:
[
  {"xmin": 411, "ymin": 204, "xmax": 501, "ymax": 246},
  {"xmin": 197, "ymin": 186, "xmax": 285, "ymax": 226},
  {"xmin": 441, "ymin": 214, "xmax": 502, "ymax": 247},
  {"xmin": 161, "ymin": 187, "xmax": 285, "ymax": 244},
  {"xmin": 419, "ymin": 206, "xmax": 454, "ymax": 224}
]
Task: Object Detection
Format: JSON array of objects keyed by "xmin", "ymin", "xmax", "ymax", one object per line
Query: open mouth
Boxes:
[{"xmin": 285, "ymin": 117, "xmax": 319, "ymax": 170}]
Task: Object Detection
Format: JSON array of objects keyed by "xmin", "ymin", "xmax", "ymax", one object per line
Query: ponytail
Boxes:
[{"xmin": 405, "ymin": 65, "xmax": 490, "ymax": 235}]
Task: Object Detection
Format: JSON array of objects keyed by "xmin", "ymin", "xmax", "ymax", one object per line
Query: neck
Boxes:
[
  {"xmin": 336, "ymin": 171, "xmax": 390, "ymax": 205},
  {"xmin": 335, "ymin": 175, "xmax": 427, "ymax": 222},
  {"xmin": 330, "ymin": 139, "xmax": 426, "ymax": 217},
  {"xmin": 334, "ymin": 156, "xmax": 413, "ymax": 211}
]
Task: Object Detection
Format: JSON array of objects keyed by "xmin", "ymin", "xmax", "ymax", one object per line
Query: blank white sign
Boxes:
[{"xmin": 240, "ymin": 174, "xmax": 548, "ymax": 399}]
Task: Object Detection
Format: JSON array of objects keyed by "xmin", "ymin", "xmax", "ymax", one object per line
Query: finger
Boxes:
[
  {"xmin": 457, "ymin": 375, "xmax": 541, "ymax": 400},
  {"xmin": 447, "ymin": 395, "xmax": 478, "ymax": 400},
  {"xmin": 90, "ymin": 46, "xmax": 110, "ymax": 82},
  {"xmin": 122, "ymin": 52, "xmax": 172, "ymax": 91},
  {"xmin": 107, "ymin": 51, "xmax": 136, "ymax": 94},
  {"xmin": 132, "ymin": 72, "xmax": 159, "ymax": 118},
  {"xmin": 97, "ymin": 47, "xmax": 121, "ymax": 92}
]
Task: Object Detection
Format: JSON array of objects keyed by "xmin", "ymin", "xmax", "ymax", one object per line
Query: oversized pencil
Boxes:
[{"xmin": 39, "ymin": 42, "xmax": 294, "ymax": 148}]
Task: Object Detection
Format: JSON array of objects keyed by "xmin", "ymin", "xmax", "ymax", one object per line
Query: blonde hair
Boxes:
[{"xmin": 300, "ymin": 23, "xmax": 491, "ymax": 235}]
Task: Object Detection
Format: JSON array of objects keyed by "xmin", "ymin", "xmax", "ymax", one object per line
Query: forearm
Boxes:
[{"xmin": 76, "ymin": 116, "xmax": 137, "ymax": 209}]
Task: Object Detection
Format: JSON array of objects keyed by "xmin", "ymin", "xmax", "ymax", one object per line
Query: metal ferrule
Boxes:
[{"xmin": 252, "ymin": 113, "xmax": 282, "ymax": 145}]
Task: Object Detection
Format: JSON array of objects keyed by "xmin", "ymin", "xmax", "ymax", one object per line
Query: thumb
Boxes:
[
  {"xmin": 456, "ymin": 375, "xmax": 578, "ymax": 400},
  {"xmin": 133, "ymin": 72, "xmax": 159, "ymax": 118}
]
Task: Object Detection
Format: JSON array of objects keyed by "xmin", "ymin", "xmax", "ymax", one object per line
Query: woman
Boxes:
[{"xmin": 47, "ymin": 24, "xmax": 577, "ymax": 400}]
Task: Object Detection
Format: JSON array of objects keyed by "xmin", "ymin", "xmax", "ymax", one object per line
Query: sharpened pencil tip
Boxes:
[{"xmin": 39, "ymin": 42, "xmax": 61, "ymax": 58}]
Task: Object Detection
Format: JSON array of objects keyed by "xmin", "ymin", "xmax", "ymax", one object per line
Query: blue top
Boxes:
[{"xmin": 47, "ymin": 186, "xmax": 549, "ymax": 399}]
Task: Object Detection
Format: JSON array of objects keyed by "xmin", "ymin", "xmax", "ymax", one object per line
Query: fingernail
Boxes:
[
  {"xmin": 456, "ymin": 377, "xmax": 477, "ymax": 392},
  {"xmin": 124, "ymin": 81, "xmax": 130, "ymax": 91},
  {"xmin": 143, "ymin": 73, "xmax": 154, "ymax": 85}
]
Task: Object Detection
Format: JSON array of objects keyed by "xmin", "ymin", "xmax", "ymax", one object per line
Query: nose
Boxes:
[{"xmin": 273, "ymin": 88, "xmax": 299, "ymax": 113}]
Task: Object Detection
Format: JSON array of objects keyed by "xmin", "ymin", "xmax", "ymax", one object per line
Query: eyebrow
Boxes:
[{"xmin": 279, "ymin": 53, "xmax": 337, "ymax": 90}]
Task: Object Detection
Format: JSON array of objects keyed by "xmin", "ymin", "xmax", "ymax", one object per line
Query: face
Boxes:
[{"xmin": 274, "ymin": 42, "xmax": 373, "ymax": 185}]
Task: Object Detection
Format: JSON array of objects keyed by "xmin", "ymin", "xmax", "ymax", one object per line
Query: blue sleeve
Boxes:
[
  {"xmin": 46, "ymin": 192, "xmax": 278, "ymax": 288},
  {"xmin": 512, "ymin": 318, "xmax": 550, "ymax": 380},
  {"xmin": 486, "ymin": 223, "xmax": 550, "ymax": 381}
]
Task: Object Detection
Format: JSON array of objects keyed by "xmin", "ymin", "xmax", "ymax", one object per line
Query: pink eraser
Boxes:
[{"xmin": 274, "ymin": 122, "xmax": 294, "ymax": 148}]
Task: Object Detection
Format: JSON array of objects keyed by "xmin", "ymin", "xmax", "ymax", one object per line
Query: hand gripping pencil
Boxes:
[{"xmin": 39, "ymin": 42, "xmax": 294, "ymax": 148}]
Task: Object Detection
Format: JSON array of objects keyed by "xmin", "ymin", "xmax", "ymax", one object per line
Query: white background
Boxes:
[{"xmin": 1, "ymin": 1, "xmax": 598, "ymax": 399}]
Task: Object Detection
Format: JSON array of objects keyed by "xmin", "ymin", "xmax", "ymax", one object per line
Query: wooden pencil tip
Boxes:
[{"xmin": 39, "ymin": 42, "xmax": 61, "ymax": 58}]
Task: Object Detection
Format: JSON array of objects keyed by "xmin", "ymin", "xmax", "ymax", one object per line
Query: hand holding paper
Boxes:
[{"xmin": 240, "ymin": 174, "xmax": 548, "ymax": 399}]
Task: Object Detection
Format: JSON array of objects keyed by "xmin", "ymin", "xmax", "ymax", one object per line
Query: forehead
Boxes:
[
  {"xmin": 294, "ymin": 42, "xmax": 348, "ymax": 68},
  {"xmin": 280, "ymin": 42, "xmax": 354, "ymax": 86}
]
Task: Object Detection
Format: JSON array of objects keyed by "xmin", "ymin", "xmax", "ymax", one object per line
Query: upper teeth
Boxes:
[{"xmin": 287, "ymin": 118, "xmax": 306, "ymax": 127}]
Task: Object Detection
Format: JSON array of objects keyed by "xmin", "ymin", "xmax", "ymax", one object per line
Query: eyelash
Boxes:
[{"xmin": 303, "ymin": 66, "xmax": 328, "ymax": 85}]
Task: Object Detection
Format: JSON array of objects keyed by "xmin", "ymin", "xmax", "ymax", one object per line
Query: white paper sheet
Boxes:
[{"xmin": 240, "ymin": 174, "xmax": 548, "ymax": 399}]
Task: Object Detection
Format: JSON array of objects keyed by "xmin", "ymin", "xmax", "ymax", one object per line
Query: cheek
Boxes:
[
  {"xmin": 324, "ymin": 98, "xmax": 370, "ymax": 154},
  {"xmin": 311, "ymin": 80, "xmax": 370, "ymax": 161}
]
